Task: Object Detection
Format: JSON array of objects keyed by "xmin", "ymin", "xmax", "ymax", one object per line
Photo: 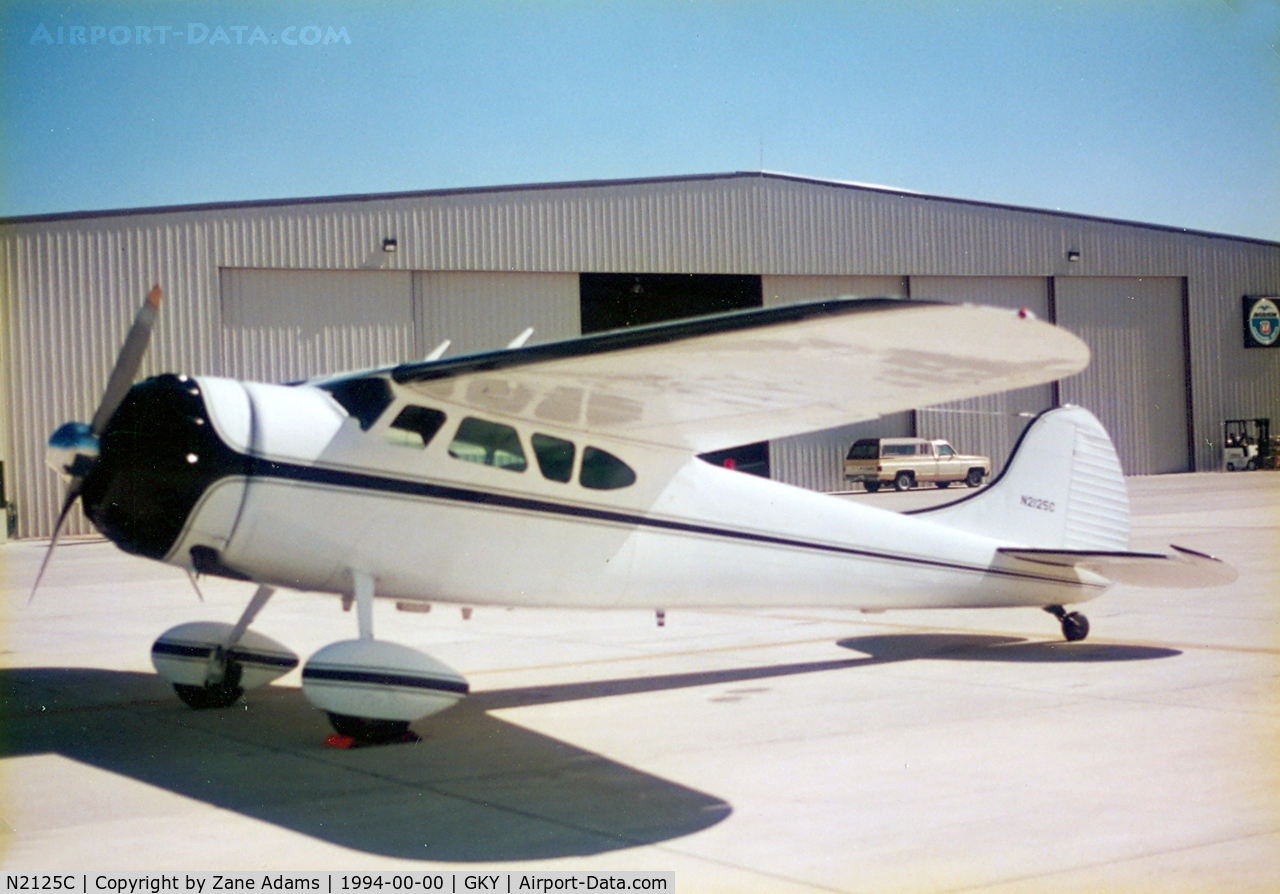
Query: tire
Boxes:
[
  {"xmin": 935, "ymin": 481, "xmax": 951, "ymax": 488},
  {"xmin": 174, "ymin": 681, "xmax": 243, "ymax": 710},
  {"xmin": 863, "ymin": 481, "xmax": 881, "ymax": 493},
  {"xmin": 1061, "ymin": 612, "xmax": 1089, "ymax": 642},
  {"xmin": 327, "ymin": 712, "xmax": 412, "ymax": 745},
  {"xmin": 1246, "ymin": 459, "xmax": 1258, "ymax": 471},
  {"xmin": 893, "ymin": 472, "xmax": 913, "ymax": 492},
  {"xmin": 965, "ymin": 468, "xmax": 984, "ymax": 488}
]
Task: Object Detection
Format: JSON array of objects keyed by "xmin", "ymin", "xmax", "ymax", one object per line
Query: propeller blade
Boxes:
[
  {"xmin": 90, "ymin": 284, "xmax": 162, "ymax": 436},
  {"xmin": 29, "ymin": 482, "xmax": 82, "ymax": 604}
]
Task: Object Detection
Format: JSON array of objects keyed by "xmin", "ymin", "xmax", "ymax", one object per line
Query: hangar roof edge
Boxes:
[{"xmin": 2, "ymin": 170, "xmax": 1276, "ymax": 249}]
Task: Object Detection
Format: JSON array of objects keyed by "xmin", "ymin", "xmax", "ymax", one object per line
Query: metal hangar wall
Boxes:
[{"xmin": 2, "ymin": 172, "xmax": 1278, "ymax": 538}]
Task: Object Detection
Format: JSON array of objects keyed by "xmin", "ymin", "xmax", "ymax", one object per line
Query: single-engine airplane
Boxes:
[{"xmin": 38, "ymin": 286, "xmax": 1236, "ymax": 743}]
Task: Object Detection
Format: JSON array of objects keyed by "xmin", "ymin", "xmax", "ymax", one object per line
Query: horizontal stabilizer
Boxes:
[{"xmin": 997, "ymin": 545, "xmax": 1237, "ymax": 588}]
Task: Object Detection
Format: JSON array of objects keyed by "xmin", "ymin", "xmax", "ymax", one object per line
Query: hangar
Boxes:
[{"xmin": 2, "ymin": 171, "xmax": 1278, "ymax": 539}]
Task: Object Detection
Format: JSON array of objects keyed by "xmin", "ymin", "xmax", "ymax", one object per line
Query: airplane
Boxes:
[{"xmin": 37, "ymin": 285, "xmax": 1236, "ymax": 744}]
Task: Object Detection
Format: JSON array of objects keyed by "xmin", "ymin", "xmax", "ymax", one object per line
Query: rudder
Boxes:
[{"xmin": 912, "ymin": 406, "xmax": 1129, "ymax": 550}]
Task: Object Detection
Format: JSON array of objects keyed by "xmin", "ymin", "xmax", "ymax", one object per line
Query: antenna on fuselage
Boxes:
[{"xmin": 424, "ymin": 339, "xmax": 451, "ymax": 362}]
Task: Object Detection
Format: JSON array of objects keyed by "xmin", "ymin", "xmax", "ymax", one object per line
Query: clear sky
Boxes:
[{"xmin": 2, "ymin": 0, "xmax": 1278, "ymax": 241}]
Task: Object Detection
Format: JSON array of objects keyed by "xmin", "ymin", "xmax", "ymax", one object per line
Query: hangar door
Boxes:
[
  {"xmin": 221, "ymin": 269, "xmax": 415, "ymax": 383},
  {"xmin": 910, "ymin": 277, "xmax": 1054, "ymax": 475},
  {"xmin": 416, "ymin": 272, "xmax": 580, "ymax": 356},
  {"xmin": 1055, "ymin": 277, "xmax": 1189, "ymax": 475}
]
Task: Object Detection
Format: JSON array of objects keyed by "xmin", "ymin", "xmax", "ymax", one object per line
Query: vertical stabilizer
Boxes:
[{"xmin": 911, "ymin": 407, "xmax": 1129, "ymax": 550}]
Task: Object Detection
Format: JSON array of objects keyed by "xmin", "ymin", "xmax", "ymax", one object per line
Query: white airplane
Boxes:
[{"xmin": 39, "ymin": 286, "xmax": 1235, "ymax": 744}]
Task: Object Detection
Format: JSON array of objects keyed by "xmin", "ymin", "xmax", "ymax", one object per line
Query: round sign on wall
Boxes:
[{"xmin": 1244, "ymin": 296, "xmax": 1280, "ymax": 348}]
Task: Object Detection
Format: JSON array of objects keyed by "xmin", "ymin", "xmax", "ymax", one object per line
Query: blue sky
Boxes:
[{"xmin": 2, "ymin": 1, "xmax": 1278, "ymax": 240}]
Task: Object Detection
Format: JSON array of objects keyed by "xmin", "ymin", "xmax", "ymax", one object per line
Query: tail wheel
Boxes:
[
  {"xmin": 893, "ymin": 472, "xmax": 913, "ymax": 492},
  {"xmin": 1061, "ymin": 612, "xmax": 1090, "ymax": 642},
  {"xmin": 965, "ymin": 468, "xmax": 984, "ymax": 487}
]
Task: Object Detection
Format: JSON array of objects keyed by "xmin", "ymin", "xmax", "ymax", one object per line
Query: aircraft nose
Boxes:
[{"xmin": 79, "ymin": 374, "xmax": 247, "ymax": 559}]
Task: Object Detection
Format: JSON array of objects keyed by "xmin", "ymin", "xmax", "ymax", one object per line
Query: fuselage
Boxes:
[{"xmin": 80, "ymin": 374, "xmax": 1104, "ymax": 610}]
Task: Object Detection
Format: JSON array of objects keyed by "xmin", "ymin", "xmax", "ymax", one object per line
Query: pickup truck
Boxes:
[{"xmin": 844, "ymin": 437, "xmax": 991, "ymax": 492}]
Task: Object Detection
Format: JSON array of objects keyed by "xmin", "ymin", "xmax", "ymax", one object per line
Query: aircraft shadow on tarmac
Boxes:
[
  {"xmin": 835, "ymin": 633, "xmax": 1181, "ymax": 663},
  {"xmin": 0, "ymin": 635, "xmax": 1176, "ymax": 859}
]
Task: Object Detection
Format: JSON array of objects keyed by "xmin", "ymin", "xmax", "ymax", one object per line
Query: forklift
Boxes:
[{"xmin": 1222, "ymin": 418, "xmax": 1271, "ymax": 471}]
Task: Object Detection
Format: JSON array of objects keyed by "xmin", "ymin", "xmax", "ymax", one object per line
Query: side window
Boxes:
[
  {"xmin": 449, "ymin": 417, "xmax": 527, "ymax": 471},
  {"xmin": 385, "ymin": 405, "xmax": 447, "ymax": 449},
  {"xmin": 938, "ymin": 444, "xmax": 955, "ymax": 457},
  {"xmin": 580, "ymin": 446, "xmax": 636, "ymax": 490},
  {"xmin": 532, "ymin": 433, "xmax": 575, "ymax": 483}
]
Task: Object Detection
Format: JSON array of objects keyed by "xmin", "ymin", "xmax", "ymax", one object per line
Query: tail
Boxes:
[{"xmin": 912, "ymin": 406, "xmax": 1129, "ymax": 550}]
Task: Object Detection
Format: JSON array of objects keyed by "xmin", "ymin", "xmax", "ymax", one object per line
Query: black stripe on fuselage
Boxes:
[{"xmin": 240, "ymin": 456, "xmax": 1102, "ymax": 591}]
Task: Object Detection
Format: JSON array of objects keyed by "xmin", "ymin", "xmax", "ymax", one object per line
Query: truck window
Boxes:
[
  {"xmin": 847, "ymin": 440, "xmax": 878, "ymax": 460},
  {"xmin": 937, "ymin": 444, "xmax": 955, "ymax": 457}
]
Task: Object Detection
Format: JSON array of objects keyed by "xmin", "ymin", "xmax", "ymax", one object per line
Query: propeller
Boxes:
[{"xmin": 31, "ymin": 284, "xmax": 163, "ymax": 599}]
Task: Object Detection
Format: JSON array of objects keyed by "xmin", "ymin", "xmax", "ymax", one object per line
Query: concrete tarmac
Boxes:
[{"xmin": 1, "ymin": 472, "xmax": 1277, "ymax": 891}]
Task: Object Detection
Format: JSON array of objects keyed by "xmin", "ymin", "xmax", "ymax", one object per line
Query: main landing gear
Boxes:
[
  {"xmin": 152, "ymin": 585, "xmax": 299, "ymax": 710},
  {"xmin": 155, "ymin": 570, "xmax": 469, "ymax": 747},
  {"xmin": 1044, "ymin": 605, "xmax": 1089, "ymax": 642}
]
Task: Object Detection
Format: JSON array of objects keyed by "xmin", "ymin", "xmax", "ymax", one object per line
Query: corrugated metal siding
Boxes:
[
  {"xmin": 2, "ymin": 219, "xmax": 222, "ymax": 537},
  {"xmin": 3, "ymin": 173, "xmax": 1280, "ymax": 537},
  {"xmin": 910, "ymin": 277, "xmax": 1054, "ymax": 474},
  {"xmin": 222, "ymin": 269, "xmax": 414, "ymax": 383},
  {"xmin": 1056, "ymin": 277, "xmax": 1188, "ymax": 475}
]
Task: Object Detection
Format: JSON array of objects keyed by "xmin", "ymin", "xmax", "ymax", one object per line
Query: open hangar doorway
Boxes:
[{"xmin": 579, "ymin": 273, "xmax": 769, "ymax": 475}]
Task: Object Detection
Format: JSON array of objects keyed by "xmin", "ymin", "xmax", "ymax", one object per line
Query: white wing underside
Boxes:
[{"xmin": 387, "ymin": 300, "xmax": 1089, "ymax": 453}]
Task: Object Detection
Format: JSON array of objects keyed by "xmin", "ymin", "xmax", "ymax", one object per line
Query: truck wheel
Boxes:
[
  {"xmin": 935, "ymin": 481, "xmax": 951, "ymax": 488},
  {"xmin": 965, "ymin": 468, "xmax": 984, "ymax": 488},
  {"xmin": 864, "ymin": 481, "xmax": 880, "ymax": 493},
  {"xmin": 894, "ymin": 472, "xmax": 913, "ymax": 492},
  {"xmin": 1246, "ymin": 459, "xmax": 1258, "ymax": 471}
]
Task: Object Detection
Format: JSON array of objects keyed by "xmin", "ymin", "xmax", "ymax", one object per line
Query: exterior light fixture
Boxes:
[
  {"xmin": 1067, "ymin": 250, "xmax": 1081, "ymax": 262},
  {"xmin": 382, "ymin": 238, "xmax": 398, "ymax": 252}
]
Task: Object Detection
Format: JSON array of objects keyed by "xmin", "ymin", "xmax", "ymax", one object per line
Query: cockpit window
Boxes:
[
  {"xmin": 531, "ymin": 433, "xmax": 575, "ymax": 482},
  {"xmin": 385, "ymin": 405, "xmax": 447, "ymax": 449},
  {"xmin": 579, "ymin": 447, "xmax": 636, "ymax": 490},
  {"xmin": 319, "ymin": 377, "xmax": 394, "ymax": 430},
  {"xmin": 449, "ymin": 418, "xmax": 527, "ymax": 471}
]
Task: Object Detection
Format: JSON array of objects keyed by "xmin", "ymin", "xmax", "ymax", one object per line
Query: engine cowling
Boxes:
[{"xmin": 301, "ymin": 639, "xmax": 469, "ymax": 722}]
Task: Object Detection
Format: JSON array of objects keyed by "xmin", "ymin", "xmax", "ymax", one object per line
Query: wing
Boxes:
[
  {"xmin": 382, "ymin": 298, "xmax": 1088, "ymax": 453},
  {"xmin": 997, "ymin": 545, "xmax": 1238, "ymax": 587}
]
